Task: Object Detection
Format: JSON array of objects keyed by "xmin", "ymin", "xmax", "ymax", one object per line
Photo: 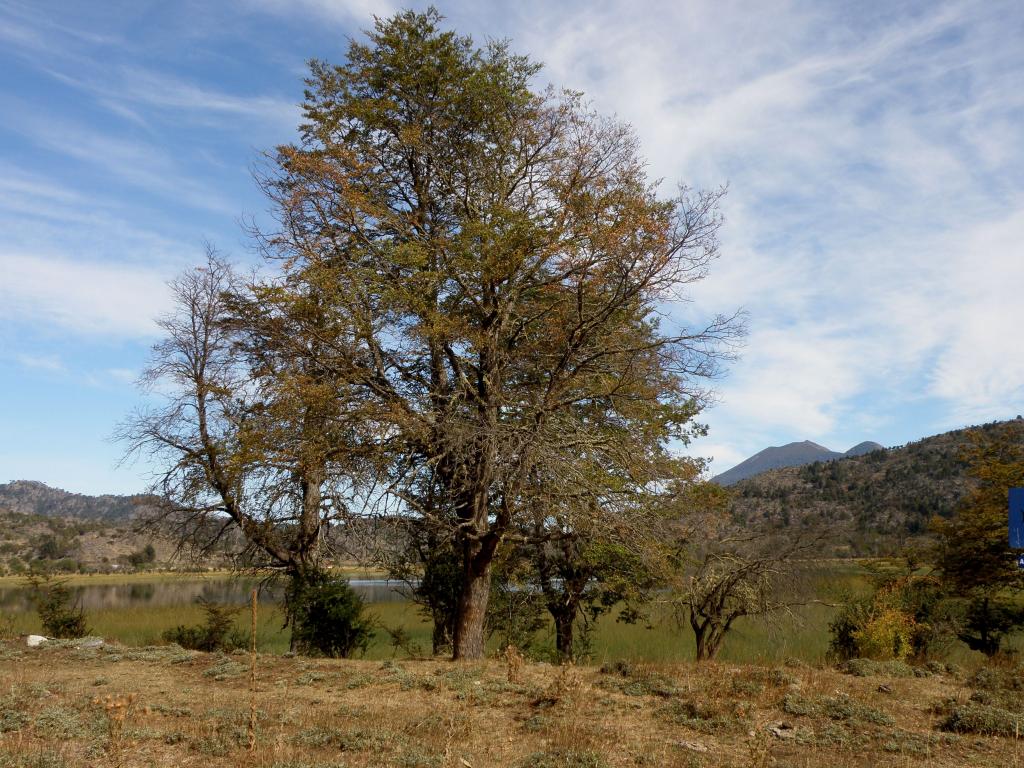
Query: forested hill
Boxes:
[
  {"xmin": 0, "ymin": 480, "xmax": 155, "ymax": 521},
  {"xmin": 727, "ymin": 419, "xmax": 1019, "ymax": 556}
]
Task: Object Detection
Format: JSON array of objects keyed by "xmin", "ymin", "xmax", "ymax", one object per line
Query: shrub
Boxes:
[
  {"xmin": 286, "ymin": 571, "xmax": 374, "ymax": 658},
  {"xmin": 829, "ymin": 573, "xmax": 945, "ymax": 662},
  {"xmin": 26, "ymin": 573, "xmax": 89, "ymax": 639},
  {"xmin": 127, "ymin": 544, "xmax": 156, "ymax": 568},
  {"xmin": 162, "ymin": 598, "xmax": 248, "ymax": 652},
  {"xmin": 838, "ymin": 658, "xmax": 915, "ymax": 678},
  {"xmin": 940, "ymin": 703, "xmax": 1022, "ymax": 736}
]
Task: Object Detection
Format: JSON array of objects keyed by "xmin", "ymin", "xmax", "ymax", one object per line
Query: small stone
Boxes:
[
  {"xmin": 877, "ymin": 683, "xmax": 893, "ymax": 694},
  {"xmin": 673, "ymin": 740, "xmax": 709, "ymax": 753},
  {"xmin": 767, "ymin": 721, "xmax": 796, "ymax": 740},
  {"xmin": 26, "ymin": 635, "xmax": 48, "ymax": 647}
]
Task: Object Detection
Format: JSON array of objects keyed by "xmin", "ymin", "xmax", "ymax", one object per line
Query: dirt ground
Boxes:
[{"xmin": 0, "ymin": 639, "xmax": 1020, "ymax": 767}]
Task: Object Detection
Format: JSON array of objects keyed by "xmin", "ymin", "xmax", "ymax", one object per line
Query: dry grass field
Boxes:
[{"xmin": 1, "ymin": 639, "xmax": 1023, "ymax": 768}]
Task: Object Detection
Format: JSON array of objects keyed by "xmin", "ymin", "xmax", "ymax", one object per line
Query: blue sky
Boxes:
[{"xmin": 1, "ymin": 0, "xmax": 1023, "ymax": 495}]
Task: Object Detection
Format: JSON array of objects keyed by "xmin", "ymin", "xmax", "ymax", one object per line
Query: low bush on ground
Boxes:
[
  {"xmin": 26, "ymin": 573, "xmax": 89, "ymax": 639},
  {"xmin": 286, "ymin": 571, "xmax": 374, "ymax": 658},
  {"xmin": 162, "ymin": 598, "xmax": 248, "ymax": 652}
]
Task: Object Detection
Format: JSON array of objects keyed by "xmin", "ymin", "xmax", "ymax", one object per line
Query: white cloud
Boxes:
[
  {"xmin": 471, "ymin": 0, "xmax": 1024, "ymax": 470},
  {"xmin": 6, "ymin": 113, "xmax": 234, "ymax": 213},
  {"xmin": 927, "ymin": 209, "xmax": 1024, "ymax": 419},
  {"xmin": 106, "ymin": 368, "xmax": 138, "ymax": 384},
  {"xmin": 2, "ymin": 0, "xmax": 1022, "ymax": 480},
  {"xmin": 0, "ymin": 252, "xmax": 173, "ymax": 338},
  {"xmin": 243, "ymin": 0, "xmax": 395, "ymax": 25},
  {"xmin": 15, "ymin": 353, "xmax": 65, "ymax": 373},
  {"xmin": 44, "ymin": 66, "xmax": 302, "ymax": 134}
]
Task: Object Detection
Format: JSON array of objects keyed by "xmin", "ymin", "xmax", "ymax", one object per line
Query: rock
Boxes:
[
  {"xmin": 766, "ymin": 721, "xmax": 796, "ymax": 740},
  {"xmin": 673, "ymin": 740, "xmax": 709, "ymax": 753},
  {"xmin": 77, "ymin": 637, "xmax": 105, "ymax": 649},
  {"xmin": 877, "ymin": 683, "xmax": 893, "ymax": 694},
  {"xmin": 26, "ymin": 635, "xmax": 48, "ymax": 647}
]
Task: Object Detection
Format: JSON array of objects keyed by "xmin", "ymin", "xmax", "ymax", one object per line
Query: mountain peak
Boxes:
[
  {"xmin": 712, "ymin": 437, "xmax": 882, "ymax": 486},
  {"xmin": 845, "ymin": 441, "xmax": 885, "ymax": 457}
]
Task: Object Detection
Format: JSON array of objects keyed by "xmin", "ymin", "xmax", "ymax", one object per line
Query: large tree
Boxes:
[
  {"xmin": 131, "ymin": 9, "xmax": 740, "ymax": 660},
  {"xmin": 256, "ymin": 9, "xmax": 739, "ymax": 659}
]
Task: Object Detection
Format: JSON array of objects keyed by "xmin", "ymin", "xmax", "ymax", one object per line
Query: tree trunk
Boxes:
[
  {"xmin": 554, "ymin": 609, "xmax": 575, "ymax": 663},
  {"xmin": 453, "ymin": 556, "xmax": 493, "ymax": 660},
  {"xmin": 980, "ymin": 596, "xmax": 996, "ymax": 657},
  {"xmin": 691, "ymin": 612, "xmax": 711, "ymax": 662},
  {"xmin": 704, "ymin": 630, "xmax": 725, "ymax": 660},
  {"xmin": 431, "ymin": 618, "xmax": 448, "ymax": 656}
]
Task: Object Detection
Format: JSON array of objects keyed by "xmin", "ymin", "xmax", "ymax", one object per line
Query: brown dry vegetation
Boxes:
[{"xmin": 1, "ymin": 641, "xmax": 1022, "ymax": 767}]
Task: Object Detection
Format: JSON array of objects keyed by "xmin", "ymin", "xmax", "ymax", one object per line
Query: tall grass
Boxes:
[{"xmin": 0, "ymin": 561, "xmax": 885, "ymax": 663}]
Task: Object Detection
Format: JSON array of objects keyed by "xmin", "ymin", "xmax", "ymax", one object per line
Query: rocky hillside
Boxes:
[
  {"xmin": 0, "ymin": 480, "xmax": 156, "ymax": 521},
  {"xmin": 726, "ymin": 422, "xmax": 1018, "ymax": 555},
  {"xmin": 0, "ymin": 507, "xmax": 177, "ymax": 574}
]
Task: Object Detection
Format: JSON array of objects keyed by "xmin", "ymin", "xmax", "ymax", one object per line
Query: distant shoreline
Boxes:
[{"xmin": 0, "ymin": 565, "xmax": 388, "ymax": 587}]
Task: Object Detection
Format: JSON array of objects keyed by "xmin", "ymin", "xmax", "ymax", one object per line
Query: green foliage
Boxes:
[
  {"xmin": 782, "ymin": 693, "xmax": 894, "ymax": 726},
  {"xmin": 730, "ymin": 423, "xmax": 1015, "ymax": 553},
  {"xmin": 161, "ymin": 598, "xmax": 248, "ymax": 652},
  {"xmin": 400, "ymin": 526, "xmax": 462, "ymax": 655},
  {"xmin": 35, "ymin": 536, "xmax": 68, "ymax": 561},
  {"xmin": 529, "ymin": 531, "xmax": 658, "ymax": 662},
  {"xmin": 935, "ymin": 421, "xmax": 1024, "ymax": 593},
  {"xmin": 828, "ymin": 569, "xmax": 947, "ymax": 662},
  {"xmin": 391, "ymin": 526, "xmax": 547, "ymax": 657},
  {"xmin": 953, "ymin": 597, "xmax": 1024, "ymax": 657},
  {"xmin": 487, "ymin": 551, "xmax": 547, "ymax": 655},
  {"xmin": 933, "ymin": 420, "xmax": 1024, "ymax": 656},
  {"xmin": 286, "ymin": 571, "xmax": 374, "ymax": 658},
  {"xmin": 127, "ymin": 544, "xmax": 156, "ymax": 567},
  {"xmin": 940, "ymin": 703, "xmax": 1022, "ymax": 736},
  {"xmin": 25, "ymin": 573, "xmax": 89, "ymax": 639}
]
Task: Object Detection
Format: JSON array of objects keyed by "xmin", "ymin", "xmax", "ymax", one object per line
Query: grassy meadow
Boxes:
[
  {"xmin": 0, "ymin": 561, "xmax": 876, "ymax": 664},
  {"xmin": 5, "ymin": 561, "xmax": 1024, "ymax": 767},
  {"xmin": 0, "ymin": 637, "xmax": 1021, "ymax": 767}
]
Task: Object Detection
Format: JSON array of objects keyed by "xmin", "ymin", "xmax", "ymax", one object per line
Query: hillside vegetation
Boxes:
[
  {"xmin": 0, "ymin": 481, "xmax": 156, "ymax": 522},
  {"xmin": 0, "ymin": 508, "xmax": 174, "ymax": 575},
  {"xmin": 728, "ymin": 421, "xmax": 1022, "ymax": 555}
]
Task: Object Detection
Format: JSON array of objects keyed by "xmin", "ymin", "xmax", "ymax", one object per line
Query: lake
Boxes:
[
  {"xmin": 0, "ymin": 576, "xmax": 409, "ymax": 613},
  {"xmin": 0, "ymin": 564, "xmax": 949, "ymax": 665}
]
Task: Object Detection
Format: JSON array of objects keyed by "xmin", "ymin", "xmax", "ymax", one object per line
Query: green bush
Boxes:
[
  {"xmin": 940, "ymin": 703, "xmax": 1022, "ymax": 736},
  {"xmin": 127, "ymin": 544, "xmax": 156, "ymax": 568},
  {"xmin": 162, "ymin": 598, "xmax": 248, "ymax": 652},
  {"xmin": 828, "ymin": 573, "xmax": 946, "ymax": 662},
  {"xmin": 26, "ymin": 573, "xmax": 89, "ymax": 639},
  {"xmin": 286, "ymin": 571, "xmax": 374, "ymax": 658}
]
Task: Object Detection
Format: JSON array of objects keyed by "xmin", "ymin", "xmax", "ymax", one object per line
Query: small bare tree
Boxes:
[
  {"xmin": 673, "ymin": 525, "xmax": 819, "ymax": 661},
  {"xmin": 118, "ymin": 253, "xmax": 379, "ymax": 582}
]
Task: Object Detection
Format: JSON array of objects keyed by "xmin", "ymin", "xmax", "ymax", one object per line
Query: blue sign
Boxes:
[
  {"xmin": 1011, "ymin": 488, "xmax": 1024, "ymax": 548},
  {"xmin": 1018, "ymin": 555, "xmax": 1024, "ymax": 571}
]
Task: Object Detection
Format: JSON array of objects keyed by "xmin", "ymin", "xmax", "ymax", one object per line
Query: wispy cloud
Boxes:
[
  {"xmin": 0, "ymin": 103, "xmax": 235, "ymax": 213},
  {"xmin": 0, "ymin": 252, "xmax": 174, "ymax": 338},
  {"xmin": 243, "ymin": 0, "xmax": 396, "ymax": 25},
  {"xmin": 451, "ymin": 0, "xmax": 1024, "ymax": 468},
  {"xmin": 15, "ymin": 353, "xmax": 65, "ymax": 373},
  {"xmin": 43, "ymin": 66, "xmax": 302, "ymax": 134},
  {"xmin": 1, "ymin": 0, "xmax": 1021, "ymax": 489}
]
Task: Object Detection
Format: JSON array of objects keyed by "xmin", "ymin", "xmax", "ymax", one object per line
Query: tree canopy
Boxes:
[{"xmin": 125, "ymin": 9, "xmax": 741, "ymax": 659}]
